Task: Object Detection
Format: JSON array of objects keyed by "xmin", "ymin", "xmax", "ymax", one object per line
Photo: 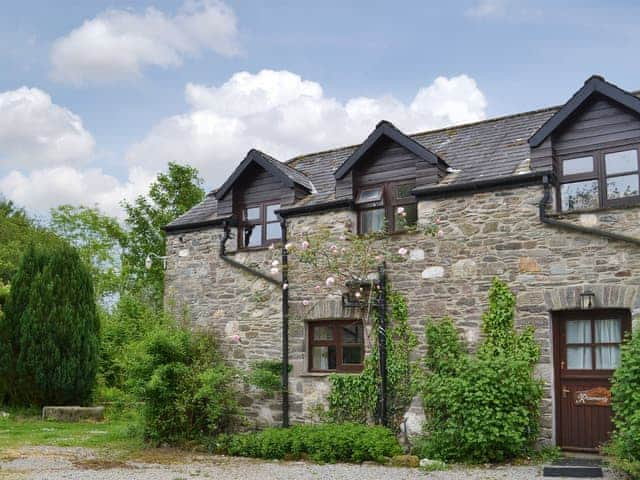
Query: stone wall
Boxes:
[{"xmin": 165, "ymin": 183, "xmax": 640, "ymax": 444}]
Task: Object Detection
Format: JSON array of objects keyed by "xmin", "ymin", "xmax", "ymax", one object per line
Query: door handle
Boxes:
[{"xmin": 562, "ymin": 387, "xmax": 571, "ymax": 398}]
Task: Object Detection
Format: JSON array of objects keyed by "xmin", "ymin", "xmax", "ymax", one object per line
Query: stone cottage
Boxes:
[{"xmin": 164, "ymin": 75, "xmax": 640, "ymax": 452}]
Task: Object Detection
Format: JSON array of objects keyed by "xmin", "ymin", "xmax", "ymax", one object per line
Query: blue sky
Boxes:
[{"xmin": 1, "ymin": 0, "xmax": 640, "ymax": 216}]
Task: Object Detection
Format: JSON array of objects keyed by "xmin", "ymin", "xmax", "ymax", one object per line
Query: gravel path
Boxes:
[{"xmin": 0, "ymin": 447, "xmax": 620, "ymax": 480}]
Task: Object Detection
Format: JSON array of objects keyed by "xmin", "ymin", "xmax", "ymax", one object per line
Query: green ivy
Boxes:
[
  {"xmin": 419, "ymin": 278, "xmax": 543, "ymax": 463},
  {"xmin": 246, "ymin": 361, "xmax": 292, "ymax": 396},
  {"xmin": 325, "ymin": 290, "xmax": 417, "ymax": 432}
]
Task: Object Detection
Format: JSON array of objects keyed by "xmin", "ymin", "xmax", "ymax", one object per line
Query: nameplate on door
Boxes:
[{"xmin": 575, "ymin": 387, "xmax": 611, "ymax": 407}]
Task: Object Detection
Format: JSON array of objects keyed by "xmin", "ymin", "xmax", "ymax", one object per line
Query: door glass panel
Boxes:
[
  {"xmin": 244, "ymin": 224, "xmax": 262, "ymax": 247},
  {"xmin": 360, "ymin": 208, "xmax": 385, "ymax": 233},
  {"xmin": 561, "ymin": 180, "xmax": 599, "ymax": 211},
  {"xmin": 342, "ymin": 346, "xmax": 363, "ymax": 364},
  {"xmin": 312, "ymin": 346, "xmax": 336, "ymax": 370},
  {"xmin": 566, "ymin": 320, "xmax": 592, "ymax": 343},
  {"xmin": 342, "ymin": 324, "xmax": 363, "ymax": 343},
  {"xmin": 266, "ymin": 204, "xmax": 280, "ymax": 221},
  {"xmin": 595, "ymin": 319, "xmax": 621, "ymax": 343},
  {"xmin": 266, "ymin": 222, "xmax": 281, "ymax": 240},
  {"xmin": 605, "ymin": 149, "xmax": 638, "ymax": 175},
  {"xmin": 313, "ymin": 325, "xmax": 333, "ymax": 341},
  {"xmin": 596, "ymin": 345, "xmax": 620, "ymax": 369},
  {"xmin": 567, "ymin": 346, "xmax": 592, "ymax": 369},
  {"xmin": 607, "ymin": 174, "xmax": 639, "ymax": 199},
  {"xmin": 563, "ymin": 156, "xmax": 594, "ymax": 175}
]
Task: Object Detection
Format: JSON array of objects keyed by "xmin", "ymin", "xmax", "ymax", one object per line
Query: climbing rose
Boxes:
[
  {"xmin": 271, "ymin": 260, "xmax": 279, "ymax": 267},
  {"xmin": 314, "ymin": 285, "xmax": 321, "ymax": 291},
  {"xmin": 303, "ymin": 299, "xmax": 310, "ymax": 306},
  {"xmin": 397, "ymin": 206, "xmax": 405, "ymax": 214},
  {"xmin": 230, "ymin": 334, "xmax": 241, "ymax": 343},
  {"xmin": 398, "ymin": 247, "xmax": 408, "ymax": 256},
  {"xmin": 301, "ymin": 240, "xmax": 310, "ymax": 250},
  {"xmin": 270, "ymin": 267, "xmax": 279, "ymax": 275},
  {"xmin": 437, "ymin": 229, "xmax": 444, "ymax": 239},
  {"xmin": 325, "ymin": 276, "xmax": 335, "ymax": 287},
  {"xmin": 285, "ymin": 243, "xmax": 293, "ymax": 250}
]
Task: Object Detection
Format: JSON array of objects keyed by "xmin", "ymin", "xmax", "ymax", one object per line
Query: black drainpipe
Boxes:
[
  {"xmin": 280, "ymin": 218, "xmax": 289, "ymax": 428},
  {"xmin": 539, "ymin": 175, "xmax": 640, "ymax": 246},
  {"xmin": 377, "ymin": 262, "xmax": 388, "ymax": 427},
  {"xmin": 219, "ymin": 221, "xmax": 289, "ymax": 428}
]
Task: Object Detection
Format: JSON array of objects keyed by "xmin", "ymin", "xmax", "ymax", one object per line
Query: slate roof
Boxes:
[{"xmin": 166, "ymin": 105, "xmax": 559, "ymax": 230}]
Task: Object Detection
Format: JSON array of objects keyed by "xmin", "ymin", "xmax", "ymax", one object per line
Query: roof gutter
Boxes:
[
  {"xmin": 412, "ymin": 171, "xmax": 549, "ymax": 198},
  {"xmin": 277, "ymin": 199, "xmax": 353, "ymax": 218},
  {"xmin": 539, "ymin": 175, "xmax": 640, "ymax": 246},
  {"xmin": 164, "ymin": 216, "xmax": 232, "ymax": 233}
]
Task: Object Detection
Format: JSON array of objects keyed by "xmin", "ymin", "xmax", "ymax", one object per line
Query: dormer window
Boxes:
[
  {"xmin": 559, "ymin": 147, "xmax": 640, "ymax": 211},
  {"xmin": 356, "ymin": 182, "xmax": 417, "ymax": 234},
  {"xmin": 241, "ymin": 202, "xmax": 281, "ymax": 248}
]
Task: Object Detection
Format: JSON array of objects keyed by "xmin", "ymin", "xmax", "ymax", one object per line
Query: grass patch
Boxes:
[{"xmin": 0, "ymin": 407, "xmax": 143, "ymax": 456}]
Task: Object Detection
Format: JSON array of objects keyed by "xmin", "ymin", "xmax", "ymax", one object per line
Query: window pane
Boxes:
[
  {"xmin": 567, "ymin": 346, "xmax": 592, "ymax": 369},
  {"xmin": 395, "ymin": 183, "xmax": 414, "ymax": 199},
  {"xmin": 356, "ymin": 188, "xmax": 382, "ymax": 204},
  {"xmin": 244, "ymin": 224, "xmax": 262, "ymax": 247},
  {"xmin": 312, "ymin": 346, "xmax": 336, "ymax": 370},
  {"xmin": 561, "ymin": 180, "xmax": 599, "ymax": 211},
  {"xmin": 595, "ymin": 319, "xmax": 621, "ymax": 343},
  {"xmin": 313, "ymin": 325, "xmax": 333, "ymax": 341},
  {"xmin": 361, "ymin": 208, "xmax": 385, "ymax": 234},
  {"xmin": 266, "ymin": 222, "xmax": 281, "ymax": 240},
  {"xmin": 266, "ymin": 204, "xmax": 280, "ymax": 221},
  {"xmin": 605, "ymin": 149, "xmax": 638, "ymax": 175},
  {"xmin": 342, "ymin": 324, "xmax": 363, "ymax": 343},
  {"xmin": 563, "ymin": 156, "xmax": 594, "ymax": 175},
  {"xmin": 567, "ymin": 320, "xmax": 591, "ymax": 344},
  {"xmin": 245, "ymin": 207, "xmax": 260, "ymax": 220},
  {"xmin": 342, "ymin": 346, "xmax": 363, "ymax": 364},
  {"xmin": 394, "ymin": 203, "xmax": 418, "ymax": 231},
  {"xmin": 596, "ymin": 345, "xmax": 620, "ymax": 369},
  {"xmin": 607, "ymin": 174, "xmax": 639, "ymax": 199}
]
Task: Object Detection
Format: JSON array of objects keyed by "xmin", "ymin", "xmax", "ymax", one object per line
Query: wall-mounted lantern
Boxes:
[
  {"xmin": 579, "ymin": 291, "xmax": 596, "ymax": 310},
  {"xmin": 145, "ymin": 252, "xmax": 169, "ymax": 270}
]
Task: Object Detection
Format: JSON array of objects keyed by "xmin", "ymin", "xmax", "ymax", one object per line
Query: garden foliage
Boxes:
[
  {"xmin": 418, "ymin": 278, "xmax": 543, "ymax": 463},
  {"xmin": 326, "ymin": 291, "xmax": 417, "ymax": 432},
  {"xmin": 124, "ymin": 323, "xmax": 241, "ymax": 445},
  {"xmin": 222, "ymin": 423, "xmax": 402, "ymax": 463},
  {"xmin": 0, "ymin": 243, "xmax": 100, "ymax": 406},
  {"xmin": 609, "ymin": 330, "xmax": 640, "ymax": 478},
  {"xmin": 246, "ymin": 360, "xmax": 292, "ymax": 396}
]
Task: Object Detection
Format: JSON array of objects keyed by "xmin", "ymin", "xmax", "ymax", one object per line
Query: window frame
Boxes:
[
  {"xmin": 557, "ymin": 144, "xmax": 640, "ymax": 212},
  {"xmin": 238, "ymin": 200, "xmax": 282, "ymax": 249},
  {"xmin": 308, "ymin": 320, "xmax": 364, "ymax": 373},
  {"xmin": 356, "ymin": 181, "xmax": 417, "ymax": 234}
]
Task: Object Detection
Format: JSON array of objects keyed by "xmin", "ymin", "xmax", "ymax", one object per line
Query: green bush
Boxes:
[
  {"xmin": 609, "ymin": 330, "xmax": 640, "ymax": 477},
  {"xmin": 0, "ymin": 243, "xmax": 100, "ymax": 406},
  {"xmin": 0, "ymin": 281, "xmax": 8, "ymax": 322},
  {"xmin": 247, "ymin": 360, "xmax": 292, "ymax": 395},
  {"xmin": 125, "ymin": 324, "xmax": 241, "ymax": 445},
  {"xmin": 223, "ymin": 423, "xmax": 402, "ymax": 463},
  {"xmin": 418, "ymin": 279, "xmax": 543, "ymax": 463}
]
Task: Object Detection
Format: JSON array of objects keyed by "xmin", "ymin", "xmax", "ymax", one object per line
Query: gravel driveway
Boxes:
[{"xmin": 0, "ymin": 447, "xmax": 619, "ymax": 480}]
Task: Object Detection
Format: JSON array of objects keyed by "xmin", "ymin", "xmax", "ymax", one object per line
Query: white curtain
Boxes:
[
  {"xmin": 566, "ymin": 320, "xmax": 591, "ymax": 369},
  {"xmin": 312, "ymin": 346, "xmax": 329, "ymax": 370},
  {"xmin": 595, "ymin": 319, "xmax": 621, "ymax": 369}
]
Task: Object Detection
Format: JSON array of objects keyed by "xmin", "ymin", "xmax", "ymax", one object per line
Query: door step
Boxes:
[{"xmin": 543, "ymin": 458, "xmax": 603, "ymax": 478}]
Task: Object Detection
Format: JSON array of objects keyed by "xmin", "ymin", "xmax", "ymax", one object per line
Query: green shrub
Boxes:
[
  {"xmin": 419, "ymin": 279, "xmax": 543, "ymax": 464},
  {"xmin": 0, "ymin": 281, "xmax": 8, "ymax": 322},
  {"xmin": 609, "ymin": 330, "xmax": 640, "ymax": 477},
  {"xmin": 223, "ymin": 423, "xmax": 402, "ymax": 463},
  {"xmin": 246, "ymin": 360, "xmax": 292, "ymax": 396},
  {"xmin": 0, "ymin": 243, "xmax": 100, "ymax": 406},
  {"xmin": 126, "ymin": 324, "xmax": 241, "ymax": 445}
]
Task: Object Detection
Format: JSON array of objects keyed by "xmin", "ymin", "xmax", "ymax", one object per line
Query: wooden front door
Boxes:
[{"xmin": 554, "ymin": 309, "xmax": 630, "ymax": 451}]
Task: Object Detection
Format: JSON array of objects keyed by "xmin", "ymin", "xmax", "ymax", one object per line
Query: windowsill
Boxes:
[{"xmin": 299, "ymin": 371, "xmax": 362, "ymax": 377}]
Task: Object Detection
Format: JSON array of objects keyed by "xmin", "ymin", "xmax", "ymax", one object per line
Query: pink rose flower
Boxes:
[
  {"xmin": 230, "ymin": 334, "xmax": 241, "ymax": 343},
  {"xmin": 325, "ymin": 276, "xmax": 335, "ymax": 287},
  {"xmin": 301, "ymin": 240, "xmax": 310, "ymax": 250},
  {"xmin": 398, "ymin": 247, "xmax": 408, "ymax": 256}
]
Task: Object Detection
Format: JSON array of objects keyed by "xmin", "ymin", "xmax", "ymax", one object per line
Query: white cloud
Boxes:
[
  {"xmin": 0, "ymin": 87, "xmax": 95, "ymax": 169},
  {"xmin": 127, "ymin": 70, "xmax": 488, "ymax": 187},
  {"xmin": 466, "ymin": 0, "xmax": 509, "ymax": 17},
  {"xmin": 0, "ymin": 166, "xmax": 154, "ymax": 219},
  {"xmin": 50, "ymin": 0, "xmax": 240, "ymax": 85}
]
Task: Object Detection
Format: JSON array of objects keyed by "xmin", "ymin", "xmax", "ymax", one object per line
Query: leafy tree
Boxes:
[
  {"xmin": 0, "ymin": 243, "xmax": 100, "ymax": 406},
  {"xmin": 0, "ymin": 198, "xmax": 59, "ymax": 283},
  {"xmin": 122, "ymin": 163, "xmax": 205, "ymax": 305},
  {"xmin": 49, "ymin": 204, "xmax": 126, "ymax": 300}
]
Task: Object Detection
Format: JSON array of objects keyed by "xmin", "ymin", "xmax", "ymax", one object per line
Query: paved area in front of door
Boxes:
[{"xmin": 0, "ymin": 446, "xmax": 623, "ymax": 480}]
